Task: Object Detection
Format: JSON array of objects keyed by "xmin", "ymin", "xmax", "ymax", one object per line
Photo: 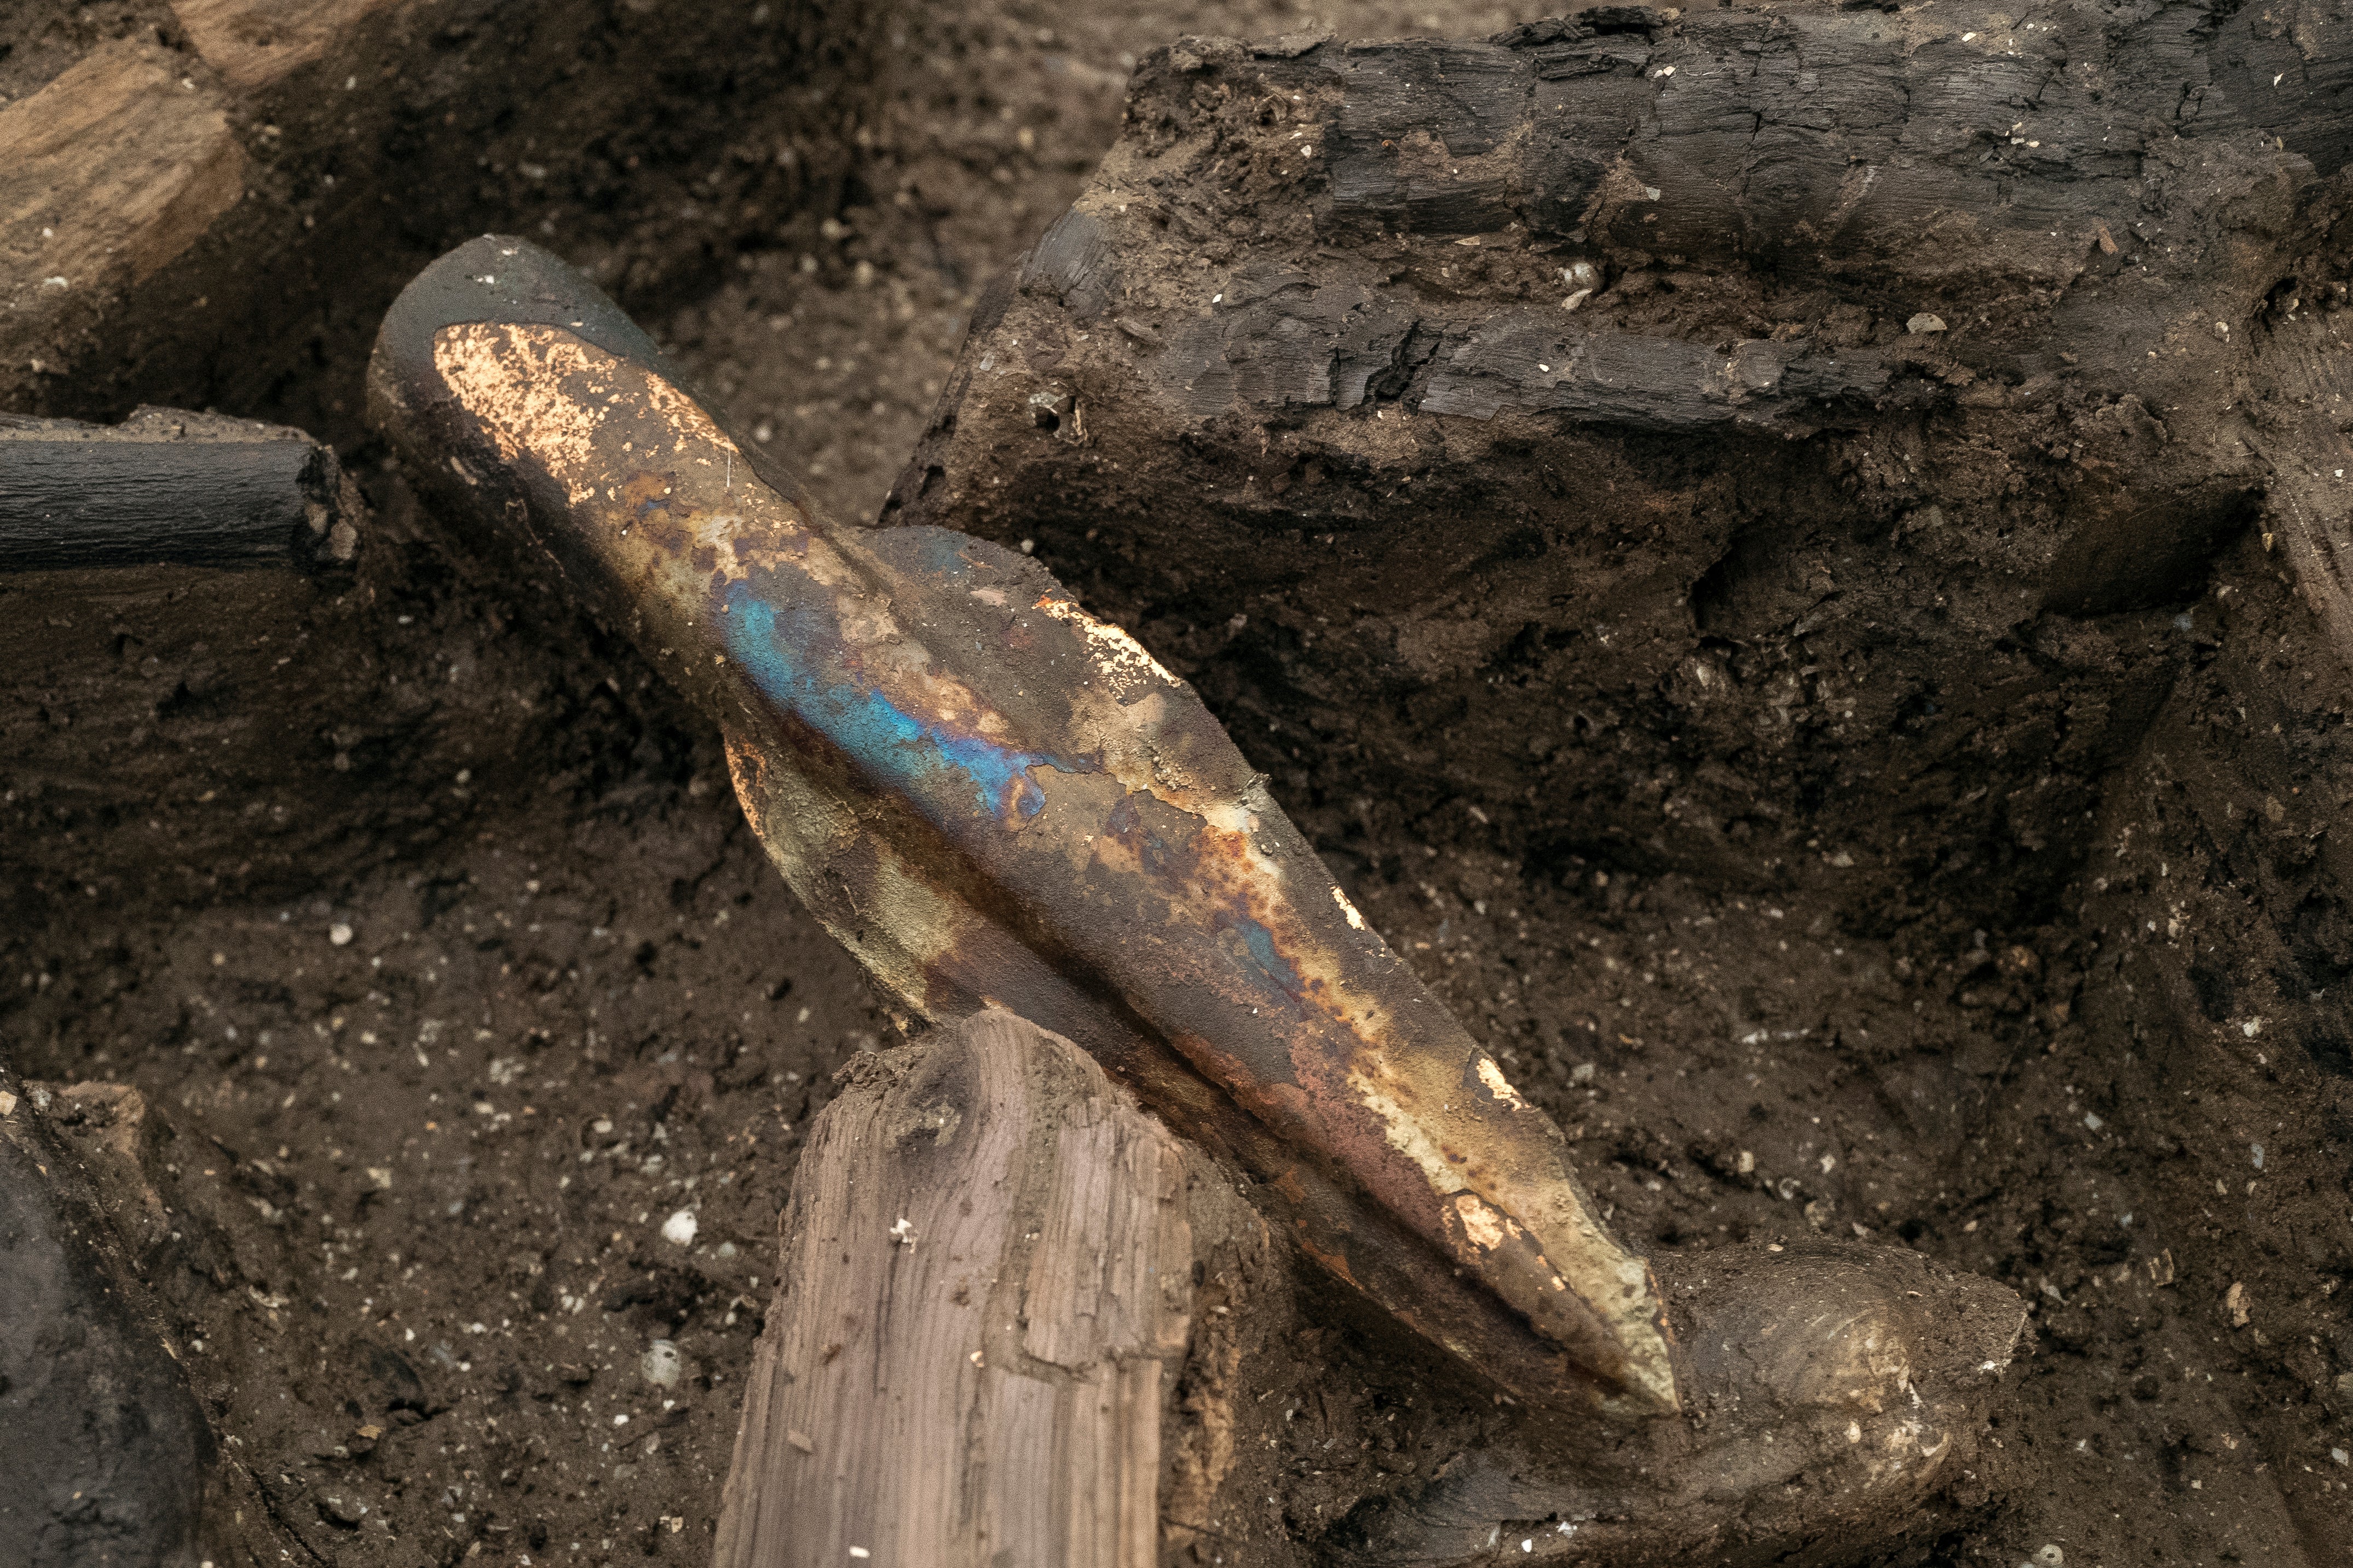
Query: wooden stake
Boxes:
[{"xmin": 715, "ymin": 1010, "xmax": 1249, "ymax": 1568}]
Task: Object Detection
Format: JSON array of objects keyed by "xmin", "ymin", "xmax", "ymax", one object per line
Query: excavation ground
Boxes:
[{"xmin": 3, "ymin": 1, "xmax": 2351, "ymax": 1566}]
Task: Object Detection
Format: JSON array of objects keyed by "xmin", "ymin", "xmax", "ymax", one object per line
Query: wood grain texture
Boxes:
[
  {"xmin": 168, "ymin": 0, "xmax": 410, "ymax": 93},
  {"xmin": 0, "ymin": 37, "xmax": 244, "ymax": 324},
  {"xmin": 714, "ymin": 1011, "xmax": 1199, "ymax": 1568},
  {"xmin": 1, "ymin": 407, "xmax": 360, "ymax": 573}
]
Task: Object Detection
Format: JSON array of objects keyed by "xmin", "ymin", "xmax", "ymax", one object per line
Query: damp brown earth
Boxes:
[{"xmin": 4, "ymin": 2, "xmax": 2350, "ymax": 1566}]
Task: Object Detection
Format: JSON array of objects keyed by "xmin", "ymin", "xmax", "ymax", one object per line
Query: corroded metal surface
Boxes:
[{"xmin": 368, "ymin": 237, "xmax": 1676, "ymax": 1417}]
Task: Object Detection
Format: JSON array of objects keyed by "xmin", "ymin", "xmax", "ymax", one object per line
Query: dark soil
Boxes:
[{"xmin": 3, "ymin": 2, "xmax": 2350, "ymax": 1567}]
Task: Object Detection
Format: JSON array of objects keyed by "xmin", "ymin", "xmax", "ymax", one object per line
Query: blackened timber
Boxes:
[{"xmin": 0, "ymin": 406, "xmax": 359, "ymax": 573}]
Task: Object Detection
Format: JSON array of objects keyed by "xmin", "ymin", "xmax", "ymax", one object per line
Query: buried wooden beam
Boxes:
[
  {"xmin": 0, "ymin": 37, "xmax": 245, "ymax": 378},
  {"xmin": 0, "ymin": 407, "xmax": 360, "ymax": 573},
  {"xmin": 713, "ymin": 1010, "xmax": 1268, "ymax": 1568},
  {"xmin": 885, "ymin": 10, "xmax": 2353, "ymax": 667}
]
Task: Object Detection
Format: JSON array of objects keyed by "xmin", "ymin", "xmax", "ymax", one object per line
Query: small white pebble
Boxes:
[
  {"xmin": 2083, "ymin": 1112, "xmax": 2104, "ymax": 1131},
  {"xmin": 642, "ymin": 1340, "xmax": 682, "ymax": 1387},
  {"xmin": 328, "ymin": 923, "xmax": 354, "ymax": 946},
  {"xmin": 2331, "ymin": 1447, "xmax": 2348, "ymax": 1466},
  {"xmin": 613, "ymin": 1413, "xmax": 628, "ymax": 1426},
  {"xmin": 661, "ymin": 1209, "xmax": 699, "ymax": 1246},
  {"xmin": 849, "ymin": 1549, "xmax": 871, "ymax": 1560},
  {"xmin": 0, "ymin": 1091, "xmax": 15, "ymax": 1117},
  {"xmin": 889, "ymin": 1217, "xmax": 918, "ymax": 1248},
  {"xmin": 1906, "ymin": 312, "xmax": 1948, "ymax": 334},
  {"xmin": 2034, "ymin": 1547, "xmax": 2064, "ymax": 1568}
]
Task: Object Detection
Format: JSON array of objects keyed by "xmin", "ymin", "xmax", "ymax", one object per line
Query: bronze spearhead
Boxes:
[{"xmin": 368, "ymin": 236, "xmax": 1677, "ymax": 1417}]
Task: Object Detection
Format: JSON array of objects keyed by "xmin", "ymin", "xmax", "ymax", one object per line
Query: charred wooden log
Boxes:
[
  {"xmin": 0, "ymin": 407, "xmax": 360, "ymax": 573},
  {"xmin": 891, "ymin": 3, "xmax": 2353, "ymax": 653}
]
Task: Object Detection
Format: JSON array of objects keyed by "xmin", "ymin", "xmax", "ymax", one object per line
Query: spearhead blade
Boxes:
[{"xmin": 368, "ymin": 235, "xmax": 1679, "ymax": 1417}]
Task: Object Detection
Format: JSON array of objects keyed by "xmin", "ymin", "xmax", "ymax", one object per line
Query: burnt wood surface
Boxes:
[
  {"xmin": 1, "ymin": 406, "xmax": 359, "ymax": 573},
  {"xmin": 885, "ymin": 0, "xmax": 2353, "ymax": 1100},
  {"xmin": 893, "ymin": 0, "xmax": 2353, "ymax": 631}
]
